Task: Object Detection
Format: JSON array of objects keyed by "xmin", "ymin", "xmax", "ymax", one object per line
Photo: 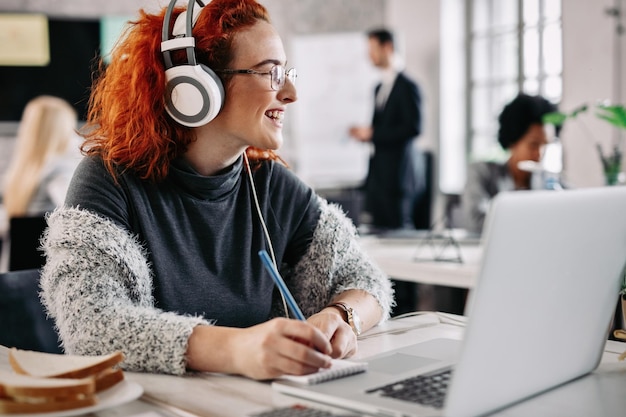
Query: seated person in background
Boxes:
[
  {"xmin": 40, "ymin": 0, "xmax": 394, "ymax": 380},
  {"xmin": 1, "ymin": 95, "xmax": 82, "ymax": 271},
  {"xmin": 3, "ymin": 95, "xmax": 82, "ymax": 218},
  {"xmin": 461, "ymin": 93, "xmax": 557, "ymax": 234}
]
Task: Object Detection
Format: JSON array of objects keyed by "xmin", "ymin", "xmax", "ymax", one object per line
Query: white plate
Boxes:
[{"xmin": 14, "ymin": 379, "xmax": 144, "ymax": 417}]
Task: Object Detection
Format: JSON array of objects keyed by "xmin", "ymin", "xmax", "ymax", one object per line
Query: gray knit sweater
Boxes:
[{"xmin": 40, "ymin": 157, "xmax": 394, "ymax": 375}]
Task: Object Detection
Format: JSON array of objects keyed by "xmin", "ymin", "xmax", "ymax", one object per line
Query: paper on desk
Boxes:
[
  {"xmin": 276, "ymin": 359, "xmax": 367, "ymax": 385},
  {"xmin": 358, "ymin": 312, "xmax": 442, "ymax": 339}
]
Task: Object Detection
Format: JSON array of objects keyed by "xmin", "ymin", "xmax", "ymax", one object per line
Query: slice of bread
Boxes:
[
  {"xmin": 0, "ymin": 371, "xmax": 95, "ymax": 398},
  {"xmin": 3, "ymin": 348, "xmax": 127, "ymax": 414},
  {"xmin": 0, "ymin": 370, "xmax": 97, "ymax": 414},
  {"xmin": 0, "ymin": 396, "xmax": 97, "ymax": 414},
  {"xmin": 94, "ymin": 367, "xmax": 125, "ymax": 392},
  {"xmin": 9, "ymin": 348, "xmax": 125, "ymax": 379}
]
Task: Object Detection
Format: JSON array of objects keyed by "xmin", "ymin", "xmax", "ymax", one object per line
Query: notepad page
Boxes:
[{"xmin": 276, "ymin": 359, "xmax": 367, "ymax": 385}]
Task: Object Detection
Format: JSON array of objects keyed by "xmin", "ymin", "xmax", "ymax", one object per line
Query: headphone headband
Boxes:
[
  {"xmin": 161, "ymin": 0, "xmax": 200, "ymax": 69},
  {"xmin": 161, "ymin": 0, "xmax": 224, "ymax": 127}
]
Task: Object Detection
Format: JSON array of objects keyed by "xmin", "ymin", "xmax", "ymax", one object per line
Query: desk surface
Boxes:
[
  {"xmin": 2, "ymin": 314, "xmax": 625, "ymax": 417},
  {"xmin": 359, "ymin": 235, "xmax": 482, "ymax": 289}
]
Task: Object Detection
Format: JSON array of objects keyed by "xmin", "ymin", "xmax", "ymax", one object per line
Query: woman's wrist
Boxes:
[
  {"xmin": 186, "ymin": 325, "xmax": 240, "ymax": 374},
  {"xmin": 323, "ymin": 305, "xmax": 346, "ymax": 320},
  {"xmin": 328, "ymin": 290, "xmax": 383, "ymax": 333},
  {"xmin": 326, "ymin": 302, "xmax": 362, "ymax": 336}
]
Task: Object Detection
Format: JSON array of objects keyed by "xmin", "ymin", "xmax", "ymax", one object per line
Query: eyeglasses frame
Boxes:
[{"xmin": 215, "ymin": 65, "xmax": 296, "ymax": 91}]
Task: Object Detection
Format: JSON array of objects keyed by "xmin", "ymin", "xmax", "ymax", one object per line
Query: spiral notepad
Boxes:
[{"xmin": 276, "ymin": 359, "xmax": 367, "ymax": 385}]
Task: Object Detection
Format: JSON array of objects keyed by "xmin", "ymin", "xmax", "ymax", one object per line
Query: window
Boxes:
[
  {"xmin": 468, "ymin": 0, "xmax": 562, "ymax": 160},
  {"xmin": 439, "ymin": 0, "xmax": 562, "ymax": 193}
]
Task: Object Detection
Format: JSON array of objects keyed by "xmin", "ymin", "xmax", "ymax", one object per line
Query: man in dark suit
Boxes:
[{"xmin": 349, "ymin": 28, "xmax": 423, "ymax": 231}]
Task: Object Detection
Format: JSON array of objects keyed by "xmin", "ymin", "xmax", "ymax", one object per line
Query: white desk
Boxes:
[
  {"xmin": 2, "ymin": 314, "xmax": 625, "ymax": 417},
  {"xmin": 359, "ymin": 235, "xmax": 482, "ymax": 289}
]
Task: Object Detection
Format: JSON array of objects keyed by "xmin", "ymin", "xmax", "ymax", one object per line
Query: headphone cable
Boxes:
[{"xmin": 242, "ymin": 151, "xmax": 289, "ymax": 319}]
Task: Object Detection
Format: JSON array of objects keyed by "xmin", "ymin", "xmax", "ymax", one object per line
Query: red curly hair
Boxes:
[{"xmin": 81, "ymin": 0, "xmax": 281, "ymax": 182}]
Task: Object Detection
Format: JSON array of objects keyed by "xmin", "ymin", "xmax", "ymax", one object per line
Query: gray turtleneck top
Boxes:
[
  {"xmin": 40, "ymin": 155, "xmax": 394, "ymax": 374},
  {"xmin": 64, "ymin": 155, "xmax": 320, "ymax": 328}
]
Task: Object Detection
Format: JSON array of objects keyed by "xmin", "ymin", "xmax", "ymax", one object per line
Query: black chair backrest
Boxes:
[
  {"xmin": 0, "ymin": 268, "xmax": 62, "ymax": 353},
  {"xmin": 8, "ymin": 216, "xmax": 48, "ymax": 271},
  {"xmin": 412, "ymin": 150, "xmax": 433, "ymax": 230}
]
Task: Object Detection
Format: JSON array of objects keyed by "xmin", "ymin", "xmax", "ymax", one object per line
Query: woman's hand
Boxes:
[
  {"xmin": 185, "ymin": 290, "xmax": 381, "ymax": 379},
  {"xmin": 186, "ymin": 319, "xmax": 333, "ymax": 380},
  {"xmin": 307, "ymin": 308, "xmax": 357, "ymax": 359}
]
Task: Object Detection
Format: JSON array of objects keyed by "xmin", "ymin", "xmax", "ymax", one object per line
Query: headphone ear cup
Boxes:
[{"xmin": 164, "ymin": 64, "xmax": 225, "ymax": 127}]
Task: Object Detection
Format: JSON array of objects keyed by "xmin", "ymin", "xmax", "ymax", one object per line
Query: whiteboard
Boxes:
[{"xmin": 290, "ymin": 32, "xmax": 379, "ymax": 189}]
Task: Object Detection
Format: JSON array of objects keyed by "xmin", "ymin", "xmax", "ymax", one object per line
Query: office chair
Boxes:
[
  {"xmin": 412, "ymin": 150, "xmax": 433, "ymax": 230},
  {"xmin": 0, "ymin": 268, "xmax": 63, "ymax": 353},
  {"xmin": 8, "ymin": 215, "xmax": 48, "ymax": 271}
]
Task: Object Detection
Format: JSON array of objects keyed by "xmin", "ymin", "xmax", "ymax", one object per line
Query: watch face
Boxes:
[
  {"xmin": 355, "ymin": 315, "xmax": 362, "ymax": 335},
  {"xmin": 330, "ymin": 302, "xmax": 362, "ymax": 336},
  {"xmin": 350, "ymin": 309, "xmax": 362, "ymax": 336}
]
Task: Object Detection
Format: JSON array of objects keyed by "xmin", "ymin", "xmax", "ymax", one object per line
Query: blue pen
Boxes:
[{"xmin": 258, "ymin": 250, "xmax": 306, "ymax": 321}]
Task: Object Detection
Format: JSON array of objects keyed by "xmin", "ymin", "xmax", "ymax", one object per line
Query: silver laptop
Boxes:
[{"xmin": 273, "ymin": 186, "xmax": 626, "ymax": 417}]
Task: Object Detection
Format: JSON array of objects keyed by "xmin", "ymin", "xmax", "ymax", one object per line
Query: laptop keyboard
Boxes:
[
  {"xmin": 365, "ymin": 368, "xmax": 452, "ymax": 409},
  {"xmin": 250, "ymin": 404, "xmax": 361, "ymax": 417}
]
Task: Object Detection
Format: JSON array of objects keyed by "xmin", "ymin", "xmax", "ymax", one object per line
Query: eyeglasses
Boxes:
[{"xmin": 215, "ymin": 65, "xmax": 297, "ymax": 91}]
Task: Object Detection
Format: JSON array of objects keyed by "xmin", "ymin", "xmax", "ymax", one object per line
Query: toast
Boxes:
[
  {"xmin": 0, "ymin": 396, "xmax": 97, "ymax": 414},
  {"xmin": 9, "ymin": 348, "xmax": 125, "ymax": 380},
  {"xmin": 0, "ymin": 370, "xmax": 97, "ymax": 414},
  {"xmin": 94, "ymin": 367, "xmax": 125, "ymax": 392},
  {"xmin": 2, "ymin": 349, "xmax": 127, "ymax": 414}
]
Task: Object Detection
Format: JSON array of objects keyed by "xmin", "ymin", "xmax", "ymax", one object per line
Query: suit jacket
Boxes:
[{"xmin": 365, "ymin": 72, "xmax": 423, "ymax": 229}]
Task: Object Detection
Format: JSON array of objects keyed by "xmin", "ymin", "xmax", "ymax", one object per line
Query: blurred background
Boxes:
[{"xmin": 0, "ymin": 0, "xmax": 624, "ymax": 226}]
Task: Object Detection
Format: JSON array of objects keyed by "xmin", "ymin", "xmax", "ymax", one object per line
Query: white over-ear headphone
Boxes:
[{"xmin": 161, "ymin": 0, "xmax": 224, "ymax": 127}]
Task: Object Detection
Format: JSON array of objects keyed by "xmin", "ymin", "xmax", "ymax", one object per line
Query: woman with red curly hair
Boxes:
[{"xmin": 40, "ymin": 0, "xmax": 393, "ymax": 380}]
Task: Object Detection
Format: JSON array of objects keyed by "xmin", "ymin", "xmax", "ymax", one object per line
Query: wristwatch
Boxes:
[{"xmin": 329, "ymin": 302, "xmax": 362, "ymax": 336}]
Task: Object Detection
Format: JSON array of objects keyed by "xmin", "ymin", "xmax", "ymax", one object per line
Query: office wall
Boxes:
[
  {"xmin": 561, "ymin": 0, "xmax": 626, "ymax": 188},
  {"xmin": 0, "ymin": 1, "xmax": 384, "ymax": 28},
  {"xmin": 0, "ymin": 18, "xmax": 100, "ymax": 122},
  {"xmin": 386, "ymin": 0, "xmax": 440, "ymax": 155},
  {"xmin": 0, "ymin": 0, "xmax": 161, "ymax": 17}
]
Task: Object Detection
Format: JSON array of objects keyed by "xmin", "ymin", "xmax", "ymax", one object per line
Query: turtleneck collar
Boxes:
[{"xmin": 169, "ymin": 155, "xmax": 244, "ymax": 200}]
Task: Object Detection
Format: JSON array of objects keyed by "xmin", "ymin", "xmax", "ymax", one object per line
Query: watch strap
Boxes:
[{"xmin": 328, "ymin": 302, "xmax": 361, "ymax": 335}]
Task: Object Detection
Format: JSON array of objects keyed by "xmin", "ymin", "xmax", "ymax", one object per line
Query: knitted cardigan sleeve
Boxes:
[
  {"xmin": 285, "ymin": 198, "xmax": 395, "ymax": 322},
  {"xmin": 40, "ymin": 206, "xmax": 209, "ymax": 375},
  {"xmin": 40, "ymin": 200, "xmax": 394, "ymax": 375}
]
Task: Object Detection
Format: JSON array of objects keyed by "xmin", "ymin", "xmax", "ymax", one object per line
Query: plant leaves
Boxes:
[
  {"xmin": 596, "ymin": 104, "xmax": 626, "ymax": 129},
  {"xmin": 570, "ymin": 104, "xmax": 588, "ymax": 118},
  {"xmin": 542, "ymin": 104, "xmax": 589, "ymax": 126},
  {"xmin": 542, "ymin": 112, "xmax": 568, "ymax": 126}
]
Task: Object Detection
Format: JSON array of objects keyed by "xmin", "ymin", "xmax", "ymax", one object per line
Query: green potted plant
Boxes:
[{"xmin": 543, "ymin": 103, "xmax": 626, "ymax": 185}]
